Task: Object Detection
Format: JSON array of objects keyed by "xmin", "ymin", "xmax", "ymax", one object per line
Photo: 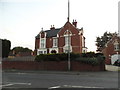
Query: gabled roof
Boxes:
[
  {"xmin": 36, "ymin": 28, "xmax": 61, "ymax": 39},
  {"xmin": 35, "ymin": 34, "xmax": 40, "ymax": 39},
  {"xmin": 102, "ymin": 34, "xmax": 120, "ymax": 50},
  {"xmin": 106, "ymin": 34, "xmax": 120, "ymax": 45},
  {"xmin": 45, "ymin": 28, "xmax": 61, "ymax": 38},
  {"xmin": 36, "ymin": 21, "xmax": 83, "ymax": 39}
]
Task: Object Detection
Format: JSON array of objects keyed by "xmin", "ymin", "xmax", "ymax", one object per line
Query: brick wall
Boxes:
[{"xmin": 2, "ymin": 61, "xmax": 105, "ymax": 71}]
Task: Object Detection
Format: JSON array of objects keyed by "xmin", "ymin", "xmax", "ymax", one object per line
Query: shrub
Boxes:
[
  {"xmin": 56, "ymin": 53, "xmax": 68, "ymax": 61},
  {"xmin": 97, "ymin": 55, "xmax": 105, "ymax": 64},
  {"xmin": 81, "ymin": 52, "xmax": 95, "ymax": 58},
  {"xmin": 35, "ymin": 53, "xmax": 68, "ymax": 62},
  {"xmin": 35, "ymin": 53, "xmax": 105, "ymax": 65},
  {"xmin": 75, "ymin": 57, "xmax": 99, "ymax": 66},
  {"xmin": 95, "ymin": 53, "xmax": 104, "ymax": 57}
]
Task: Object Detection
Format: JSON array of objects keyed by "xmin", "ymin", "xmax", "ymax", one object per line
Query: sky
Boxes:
[{"xmin": 0, "ymin": 0, "xmax": 119, "ymax": 52}]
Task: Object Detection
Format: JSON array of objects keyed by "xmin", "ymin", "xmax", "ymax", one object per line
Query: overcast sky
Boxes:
[{"xmin": 0, "ymin": 0, "xmax": 119, "ymax": 52}]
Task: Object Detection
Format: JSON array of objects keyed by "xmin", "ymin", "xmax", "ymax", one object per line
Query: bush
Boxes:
[
  {"xmin": 70, "ymin": 53, "xmax": 80, "ymax": 60},
  {"xmin": 35, "ymin": 53, "xmax": 68, "ymax": 62},
  {"xmin": 81, "ymin": 52, "xmax": 95, "ymax": 58},
  {"xmin": 35, "ymin": 53, "xmax": 105, "ymax": 65},
  {"xmin": 75, "ymin": 57, "xmax": 99, "ymax": 66},
  {"xmin": 96, "ymin": 55, "xmax": 105, "ymax": 64}
]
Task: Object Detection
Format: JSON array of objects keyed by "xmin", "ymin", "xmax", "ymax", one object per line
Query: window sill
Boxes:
[{"xmin": 52, "ymin": 46, "xmax": 58, "ymax": 48}]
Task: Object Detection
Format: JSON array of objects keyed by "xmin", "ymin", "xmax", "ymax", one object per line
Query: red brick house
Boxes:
[
  {"xmin": 102, "ymin": 34, "xmax": 120, "ymax": 64},
  {"xmin": 34, "ymin": 20, "xmax": 87, "ymax": 55}
]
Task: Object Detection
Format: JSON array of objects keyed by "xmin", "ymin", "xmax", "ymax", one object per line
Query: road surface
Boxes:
[{"xmin": 1, "ymin": 70, "xmax": 119, "ymax": 90}]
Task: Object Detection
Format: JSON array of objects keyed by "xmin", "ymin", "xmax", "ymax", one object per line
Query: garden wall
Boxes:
[{"xmin": 2, "ymin": 61, "xmax": 105, "ymax": 71}]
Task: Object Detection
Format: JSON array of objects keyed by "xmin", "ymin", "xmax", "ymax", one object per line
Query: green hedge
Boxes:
[
  {"xmin": 75, "ymin": 57, "xmax": 99, "ymax": 65},
  {"xmin": 35, "ymin": 53, "xmax": 67, "ymax": 61},
  {"xmin": 35, "ymin": 53, "xmax": 105, "ymax": 66}
]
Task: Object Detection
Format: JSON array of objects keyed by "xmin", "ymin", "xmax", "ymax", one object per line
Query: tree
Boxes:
[
  {"xmin": 2, "ymin": 39, "xmax": 11, "ymax": 58},
  {"xmin": 11, "ymin": 46, "xmax": 32, "ymax": 54},
  {"xmin": 96, "ymin": 32, "xmax": 116, "ymax": 52}
]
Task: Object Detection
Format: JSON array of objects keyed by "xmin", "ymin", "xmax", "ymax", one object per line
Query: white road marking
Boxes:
[
  {"xmin": 48, "ymin": 85, "xmax": 104, "ymax": 89},
  {"xmin": 0, "ymin": 84, "xmax": 14, "ymax": 87},
  {"xmin": 48, "ymin": 86, "xmax": 61, "ymax": 89},
  {"xmin": 63, "ymin": 85, "xmax": 104, "ymax": 88},
  {"xmin": 14, "ymin": 82, "xmax": 31, "ymax": 85},
  {"xmin": 7, "ymin": 82, "xmax": 31, "ymax": 85},
  {"xmin": 1, "ymin": 82, "xmax": 31, "ymax": 88}
]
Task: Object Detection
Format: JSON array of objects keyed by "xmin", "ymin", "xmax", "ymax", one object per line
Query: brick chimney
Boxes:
[
  {"xmin": 50, "ymin": 25, "xmax": 55, "ymax": 30},
  {"xmin": 72, "ymin": 19, "xmax": 77, "ymax": 27}
]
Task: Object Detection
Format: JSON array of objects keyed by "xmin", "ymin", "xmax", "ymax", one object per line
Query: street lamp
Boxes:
[{"xmin": 67, "ymin": 30, "xmax": 71, "ymax": 71}]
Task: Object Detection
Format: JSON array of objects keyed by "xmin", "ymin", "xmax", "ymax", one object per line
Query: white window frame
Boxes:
[
  {"xmin": 40, "ymin": 38, "xmax": 46, "ymax": 48},
  {"xmin": 37, "ymin": 50, "xmax": 47, "ymax": 55},
  {"xmin": 64, "ymin": 30, "xmax": 72, "ymax": 46},
  {"xmin": 65, "ymin": 36, "xmax": 71, "ymax": 46},
  {"xmin": 114, "ymin": 40, "xmax": 120, "ymax": 51},
  {"xmin": 53, "ymin": 37, "xmax": 58, "ymax": 47},
  {"xmin": 82, "ymin": 36, "xmax": 85, "ymax": 47},
  {"xmin": 114, "ymin": 44, "xmax": 120, "ymax": 51},
  {"xmin": 39, "ymin": 51, "xmax": 43, "ymax": 54}
]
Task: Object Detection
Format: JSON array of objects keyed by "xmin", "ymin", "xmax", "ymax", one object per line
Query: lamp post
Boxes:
[
  {"xmin": 67, "ymin": 30, "xmax": 71, "ymax": 71},
  {"xmin": 67, "ymin": 0, "xmax": 71, "ymax": 71}
]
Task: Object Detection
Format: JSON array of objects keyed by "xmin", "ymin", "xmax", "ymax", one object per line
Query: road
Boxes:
[{"xmin": 1, "ymin": 70, "xmax": 119, "ymax": 90}]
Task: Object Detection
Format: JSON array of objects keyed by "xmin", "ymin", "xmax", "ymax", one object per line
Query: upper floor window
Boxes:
[
  {"xmin": 65, "ymin": 36, "xmax": 71, "ymax": 46},
  {"xmin": 114, "ymin": 39, "xmax": 120, "ymax": 51},
  {"xmin": 40, "ymin": 38, "xmax": 45, "ymax": 48},
  {"xmin": 114, "ymin": 44, "xmax": 120, "ymax": 51},
  {"xmin": 64, "ymin": 30, "xmax": 72, "ymax": 46},
  {"xmin": 53, "ymin": 38, "xmax": 58, "ymax": 47}
]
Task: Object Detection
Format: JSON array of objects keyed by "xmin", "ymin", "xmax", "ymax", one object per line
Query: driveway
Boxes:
[{"xmin": 105, "ymin": 65, "xmax": 119, "ymax": 71}]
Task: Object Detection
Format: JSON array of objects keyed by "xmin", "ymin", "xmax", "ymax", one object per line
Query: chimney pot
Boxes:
[
  {"xmin": 50, "ymin": 25, "xmax": 55, "ymax": 30},
  {"xmin": 72, "ymin": 19, "xmax": 77, "ymax": 27}
]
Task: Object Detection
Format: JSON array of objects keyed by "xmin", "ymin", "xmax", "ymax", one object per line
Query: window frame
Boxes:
[
  {"xmin": 53, "ymin": 37, "xmax": 58, "ymax": 47},
  {"xmin": 65, "ymin": 36, "xmax": 71, "ymax": 46},
  {"xmin": 114, "ymin": 44, "xmax": 120, "ymax": 51},
  {"xmin": 40, "ymin": 38, "xmax": 45, "ymax": 48}
]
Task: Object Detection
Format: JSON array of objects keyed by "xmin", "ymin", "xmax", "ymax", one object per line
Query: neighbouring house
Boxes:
[
  {"xmin": 8, "ymin": 50, "xmax": 33, "ymax": 58},
  {"xmin": 34, "ymin": 20, "xmax": 87, "ymax": 55},
  {"xmin": 15, "ymin": 52, "xmax": 33, "ymax": 57},
  {"xmin": 8, "ymin": 51, "xmax": 15, "ymax": 58},
  {"xmin": 102, "ymin": 34, "xmax": 120, "ymax": 64}
]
